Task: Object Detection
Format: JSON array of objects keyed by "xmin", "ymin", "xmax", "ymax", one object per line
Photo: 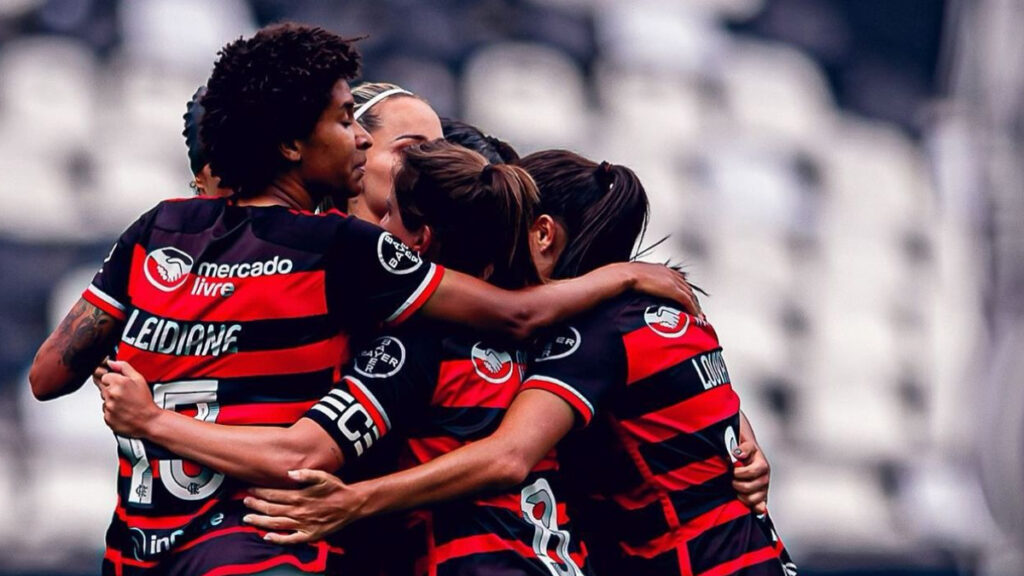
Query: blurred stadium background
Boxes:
[{"xmin": 0, "ymin": 0, "xmax": 1021, "ymax": 574}]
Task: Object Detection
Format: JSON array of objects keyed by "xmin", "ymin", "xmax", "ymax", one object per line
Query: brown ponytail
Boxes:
[
  {"xmin": 393, "ymin": 140, "xmax": 541, "ymax": 289},
  {"xmin": 519, "ymin": 150, "xmax": 649, "ymax": 279}
]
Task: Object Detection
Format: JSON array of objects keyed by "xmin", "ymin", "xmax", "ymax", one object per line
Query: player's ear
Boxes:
[
  {"xmin": 531, "ymin": 215, "xmax": 557, "ymax": 254},
  {"xmin": 279, "ymin": 139, "xmax": 302, "ymax": 163},
  {"xmin": 411, "ymin": 225, "xmax": 433, "ymax": 255}
]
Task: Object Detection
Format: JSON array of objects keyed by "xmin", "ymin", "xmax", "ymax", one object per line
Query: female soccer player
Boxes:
[
  {"xmin": 28, "ymin": 24, "xmax": 695, "ymax": 576},
  {"xmin": 98, "ymin": 140, "xmax": 595, "ymax": 576},
  {"xmin": 238, "ymin": 151, "xmax": 794, "ymax": 576},
  {"xmin": 343, "ymin": 82, "xmax": 443, "ymax": 223}
]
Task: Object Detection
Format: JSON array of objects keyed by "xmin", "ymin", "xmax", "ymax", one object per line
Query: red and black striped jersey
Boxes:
[
  {"xmin": 522, "ymin": 293, "xmax": 795, "ymax": 576},
  {"xmin": 306, "ymin": 321, "xmax": 593, "ymax": 576},
  {"xmin": 83, "ymin": 197, "xmax": 443, "ymax": 576}
]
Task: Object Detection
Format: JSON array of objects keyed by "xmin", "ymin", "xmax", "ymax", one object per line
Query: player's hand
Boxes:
[
  {"xmin": 94, "ymin": 360, "xmax": 159, "ymax": 437},
  {"xmin": 243, "ymin": 469, "xmax": 368, "ymax": 544},
  {"xmin": 732, "ymin": 441, "xmax": 770, "ymax": 514},
  {"xmin": 624, "ymin": 262, "xmax": 701, "ymax": 317}
]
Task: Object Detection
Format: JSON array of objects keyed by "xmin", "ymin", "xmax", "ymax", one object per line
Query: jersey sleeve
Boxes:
[
  {"xmin": 304, "ymin": 329, "xmax": 438, "ymax": 461},
  {"xmin": 327, "ymin": 217, "xmax": 444, "ymax": 329},
  {"xmin": 522, "ymin": 314, "xmax": 626, "ymax": 427},
  {"xmin": 81, "ymin": 208, "xmax": 156, "ymax": 321}
]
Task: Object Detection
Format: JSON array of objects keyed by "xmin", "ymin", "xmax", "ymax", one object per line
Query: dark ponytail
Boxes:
[
  {"xmin": 394, "ymin": 140, "xmax": 541, "ymax": 289},
  {"xmin": 519, "ymin": 150, "xmax": 649, "ymax": 279}
]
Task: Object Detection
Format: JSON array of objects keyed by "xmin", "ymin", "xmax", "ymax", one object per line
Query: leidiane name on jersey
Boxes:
[{"xmin": 121, "ymin": 309, "xmax": 241, "ymax": 357}]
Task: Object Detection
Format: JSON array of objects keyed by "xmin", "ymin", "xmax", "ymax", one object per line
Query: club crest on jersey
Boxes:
[
  {"xmin": 378, "ymin": 232, "xmax": 423, "ymax": 275},
  {"xmin": 143, "ymin": 247, "xmax": 195, "ymax": 292},
  {"xmin": 644, "ymin": 305, "xmax": 690, "ymax": 338},
  {"xmin": 471, "ymin": 342, "xmax": 514, "ymax": 384},
  {"xmin": 534, "ymin": 326, "xmax": 581, "ymax": 363},
  {"xmin": 354, "ymin": 336, "xmax": 406, "ymax": 378}
]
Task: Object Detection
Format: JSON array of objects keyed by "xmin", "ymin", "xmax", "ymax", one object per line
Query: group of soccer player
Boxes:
[{"xmin": 28, "ymin": 22, "xmax": 795, "ymax": 576}]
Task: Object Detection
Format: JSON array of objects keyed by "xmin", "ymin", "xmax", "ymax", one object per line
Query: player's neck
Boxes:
[{"xmin": 238, "ymin": 174, "xmax": 318, "ymax": 211}]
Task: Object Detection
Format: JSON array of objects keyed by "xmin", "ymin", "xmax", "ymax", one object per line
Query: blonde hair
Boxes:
[{"xmin": 352, "ymin": 82, "xmax": 423, "ymax": 131}]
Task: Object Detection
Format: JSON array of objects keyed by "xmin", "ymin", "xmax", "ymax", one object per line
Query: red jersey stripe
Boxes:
[
  {"xmin": 212, "ymin": 400, "xmax": 318, "ymax": 425},
  {"xmin": 407, "ymin": 436, "xmax": 466, "ymax": 464},
  {"xmin": 695, "ymin": 545, "xmax": 782, "ymax": 576},
  {"xmin": 83, "ymin": 285, "xmax": 128, "ymax": 321},
  {"xmin": 114, "ymin": 496, "xmax": 220, "ymax": 529},
  {"xmin": 619, "ymin": 385, "xmax": 740, "ymax": 443},
  {"xmin": 127, "ymin": 245, "xmax": 330, "ymax": 322},
  {"xmin": 623, "ymin": 321, "xmax": 719, "ymax": 385},
  {"xmin": 652, "ymin": 455, "xmax": 730, "ymax": 492},
  {"xmin": 433, "ymin": 533, "xmax": 536, "ymax": 564},
  {"xmin": 432, "ymin": 360, "xmax": 522, "ymax": 408},
  {"xmin": 117, "ymin": 334, "xmax": 347, "ymax": 381},
  {"xmin": 621, "ymin": 499, "xmax": 751, "ymax": 558},
  {"xmin": 345, "ymin": 376, "xmax": 391, "ymax": 435},
  {"xmin": 475, "ymin": 493, "xmax": 571, "ymax": 525},
  {"xmin": 386, "ymin": 263, "xmax": 444, "ymax": 326},
  {"xmin": 521, "ymin": 376, "xmax": 594, "ymax": 425}
]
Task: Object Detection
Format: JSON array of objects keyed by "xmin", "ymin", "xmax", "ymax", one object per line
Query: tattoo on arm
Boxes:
[{"xmin": 55, "ymin": 299, "xmax": 120, "ymax": 375}]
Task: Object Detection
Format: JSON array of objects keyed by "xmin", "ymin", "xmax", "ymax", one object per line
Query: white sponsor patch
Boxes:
[
  {"xmin": 643, "ymin": 305, "xmax": 690, "ymax": 338},
  {"xmin": 471, "ymin": 343, "xmax": 515, "ymax": 384},
  {"xmin": 143, "ymin": 247, "xmax": 195, "ymax": 292},
  {"xmin": 534, "ymin": 326, "xmax": 581, "ymax": 363},
  {"xmin": 354, "ymin": 336, "xmax": 406, "ymax": 378},
  {"xmin": 377, "ymin": 232, "xmax": 423, "ymax": 275}
]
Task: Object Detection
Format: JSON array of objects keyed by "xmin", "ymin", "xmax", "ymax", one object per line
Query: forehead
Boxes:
[
  {"xmin": 329, "ymin": 80, "xmax": 354, "ymax": 107},
  {"xmin": 372, "ymin": 97, "xmax": 443, "ymax": 139}
]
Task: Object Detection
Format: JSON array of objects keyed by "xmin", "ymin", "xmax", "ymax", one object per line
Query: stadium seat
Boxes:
[
  {"xmin": 594, "ymin": 3, "xmax": 725, "ymax": 74},
  {"xmin": 0, "ymin": 36, "xmax": 98, "ymax": 158},
  {"xmin": 714, "ymin": 39, "xmax": 835, "ymax": 148},
  {"xmin": 594, "ymin": 63, "xmax": 705, "ymax": 156},
  {"xmin": 769, "ymin": 456, "xmax": 909, "ymax": 554},
  {"xmin": 89, "ymin": 156, "xmax": 191, "ymax": 237},
  {"xmin": 119, "ymin": 0, "xmax": 255, "ymax": 71},
  {"xmin": 99, "ymin": 57, "xmax": 209, "ymax": 163},
  {"xmin": 0, "ymin": 155, "xmax": 85, "ymax": 242},
  {"xmin": 463, "ymin": 42, "xmax": 589, "ymax": 150},
  {"xmin": 372, "ymin": 56, "xmax": 459, "ymax": 119}
]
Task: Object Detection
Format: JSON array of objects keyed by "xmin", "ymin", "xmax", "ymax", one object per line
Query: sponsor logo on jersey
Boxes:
[
  {"xmin": 129, "ymin": 513, "xmax": 224, "ymax": 559},
  {"xmin": 354, "ymin": 336, "xmax": 406, "ymax": 378},
  {"xmin": 377, "ymin": 232, "xmax": 423, "ymax": 275},
  {"xmin": 471, "ymin": 343, "xmax": 515, "ymax": 384},
  {"xmin": 195, "ymin": 256, "xmax": 293, "ymax": 279},
  {"xmin": 534, "ymin": 326, "xmax": 581, "ymax": 363},
  {"xmin": 143, "ymin": 247, "xmax": 195, "ymax": 292},
  {"xmin": 121, "ymin": 309, "xmax": 241, "ymax": 356},
  {"xmin": 644, "ymin": 305, "xmax": 690, "ymax": 338}
]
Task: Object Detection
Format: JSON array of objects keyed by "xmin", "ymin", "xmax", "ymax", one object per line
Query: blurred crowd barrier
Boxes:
[{"xmin": 0, "ymin": 1, "xmax": 1020, "ymax": 575}]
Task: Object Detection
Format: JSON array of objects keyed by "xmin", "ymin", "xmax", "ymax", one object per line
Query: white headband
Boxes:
[{"xmin": 354, "ymin": 88, "xmax": 414, "ymax": 120}]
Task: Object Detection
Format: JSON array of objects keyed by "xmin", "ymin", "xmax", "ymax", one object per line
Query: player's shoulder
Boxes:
[
  {"xmin": 615, "ymin": 292, "xmax": 718, "ymax": 342},
  {"xmin": 148, "ymin": 196, "xmax": 227, "ymax": 232}
]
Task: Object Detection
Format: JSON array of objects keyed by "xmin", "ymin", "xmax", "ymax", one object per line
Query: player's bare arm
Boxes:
[
  {"xmin": 425, "ymin": 262, "xmax": 699, "ymax": 340},
  {"xmin": 95, "ymin": 361, "xmax": 343, "ymax": 487},
  {"xmin": 734, "ymin": 411, "xmax": 771, "ymax": 513},
  {"xmin": 243, "ymin": 389, "xmax": 575, "ymax": 544},
  {"xmin": 30, "ymin": 298, "xmax": 124, "ymax": 401}
]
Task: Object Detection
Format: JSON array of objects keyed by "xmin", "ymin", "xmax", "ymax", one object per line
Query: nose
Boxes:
[{"xmin": 355, "ymin": 121, "xmax": 373, "ymax": 151}]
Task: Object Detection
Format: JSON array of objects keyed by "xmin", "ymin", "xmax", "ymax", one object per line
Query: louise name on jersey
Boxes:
[{"xmin": 121, "ymin": 309, "xmax": 241, "ymax": 357}]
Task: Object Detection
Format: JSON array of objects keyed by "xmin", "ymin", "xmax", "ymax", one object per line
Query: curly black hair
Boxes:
[{"xmin": 200, "ymin": 23, "xmax": 362, "ymax": 197}]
